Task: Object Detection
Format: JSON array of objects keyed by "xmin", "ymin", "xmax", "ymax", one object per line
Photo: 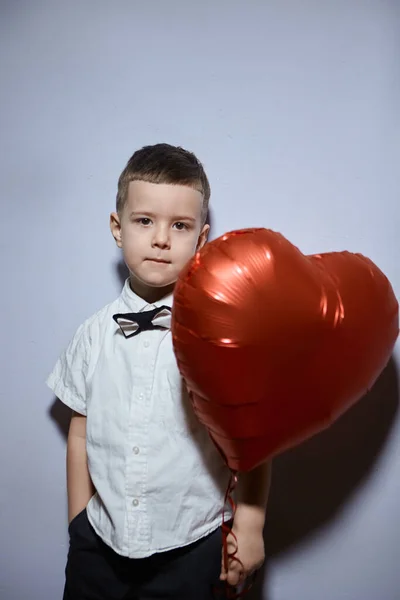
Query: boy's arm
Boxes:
[
  {"xmin": 67, "ymin": 411, "xmax": 95, "ymax": 523},
  {"xmin": 220, "ymin": 460, "xmax": 272, "ymax": 586},
  {"xmin": 235, "ymin": 459, "xmax": 272, "ymax": 529}
]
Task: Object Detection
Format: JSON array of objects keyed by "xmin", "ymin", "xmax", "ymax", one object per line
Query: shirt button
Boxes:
[
  {"xmin": 132, "ymin": 499, "xmax": 139, "ymax": 507},
  {"xmin": 133, "ymin": 446, "xmax": 140, "ymax": 455},
  {"xmin": 143, "ymin": 340, "xmax": 150, "ymax": 348}
]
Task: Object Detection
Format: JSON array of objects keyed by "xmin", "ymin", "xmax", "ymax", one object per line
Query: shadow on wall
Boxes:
[
  {"xmin": 49, "ymin": 396, "xmax": 71, "ymax": 440},
  {"xmin": 248, "ymin": 356, "xmax": 399, "ymax": 600}
]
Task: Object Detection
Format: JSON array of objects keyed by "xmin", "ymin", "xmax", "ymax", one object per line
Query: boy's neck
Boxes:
[{"xmin": 129, "ymin": 276, "xmax": 175, "ymax": 305}]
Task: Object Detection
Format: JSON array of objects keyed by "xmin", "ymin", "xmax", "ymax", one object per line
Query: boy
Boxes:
[{"xmin": 47, "ymin": 143, "xmax": 271, "ymax": 599}]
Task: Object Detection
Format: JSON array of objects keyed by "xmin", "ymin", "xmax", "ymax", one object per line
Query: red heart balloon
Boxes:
[{"xmin": 172, "ymin": 229, "xmax": 398, "ymax": 472}]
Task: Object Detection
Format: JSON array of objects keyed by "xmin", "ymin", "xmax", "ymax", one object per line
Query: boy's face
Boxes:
[{"xmin": 110, "ymin": 181, "xmax": 209, "ymax": 299}]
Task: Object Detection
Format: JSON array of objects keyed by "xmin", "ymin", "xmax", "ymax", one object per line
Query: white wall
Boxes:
[{"xmin": 1, "ymin": 1, "xmax": 399, "ymax": 599}]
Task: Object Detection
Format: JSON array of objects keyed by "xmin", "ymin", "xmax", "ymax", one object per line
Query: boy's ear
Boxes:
[
  {"xmin": 197, "ymin": 224, "xmax": 210, "ymax": 251},
  {"xmin": 110, "ymin": 212, "xmax": 123, "ymax": 248}
]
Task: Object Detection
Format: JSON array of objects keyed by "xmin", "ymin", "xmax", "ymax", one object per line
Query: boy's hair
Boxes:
[{"xmin": 116, "ymin": 143, "xmax": 210, "ymax": 224}]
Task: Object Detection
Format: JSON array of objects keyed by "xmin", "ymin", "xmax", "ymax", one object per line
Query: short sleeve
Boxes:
[{"xmin": 46, "ymin": 322, "xmax": 91, "ymax": 416}]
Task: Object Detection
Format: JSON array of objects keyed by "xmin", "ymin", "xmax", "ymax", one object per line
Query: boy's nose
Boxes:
[{"xmin": 152, "ymin": 226, "xmax": 170, "ymax": 249}]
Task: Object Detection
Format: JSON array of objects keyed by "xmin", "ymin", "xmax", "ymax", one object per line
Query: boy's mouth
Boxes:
[{"xmin": 146, "ymin": 258, "xmax": 171, "ymax": 264}]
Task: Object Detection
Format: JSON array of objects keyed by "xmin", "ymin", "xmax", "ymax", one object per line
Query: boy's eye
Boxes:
[
  {"xmin": 173, "ymin": 222, "xmax": 188, "ymax": 231},
  {"xmin": 137, "ymin": 218, "xmax": 151, "ymax": 226}
]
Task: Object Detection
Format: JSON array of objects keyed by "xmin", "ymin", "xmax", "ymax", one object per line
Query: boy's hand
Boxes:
[
  {"xmin": 220, "ymin": 523, "xmax": 265, "ymax": 587},
  {"xmin": 220, "ymin": 461, "xmax": 271, "ymax": 587}
]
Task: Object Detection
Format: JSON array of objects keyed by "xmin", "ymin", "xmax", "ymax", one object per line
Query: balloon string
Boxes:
[
  {"xmin": 214, "ymin": 471, "xmax": 257, "ymax": 599},
  {"xmin": 222, "ymin": 471, "xmax": 238, "ymax": 577}
]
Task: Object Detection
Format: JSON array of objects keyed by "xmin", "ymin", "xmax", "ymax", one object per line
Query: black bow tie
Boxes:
[{"xmin": 113, "ymin": 305, "xmax": 172, "ymax": 338}]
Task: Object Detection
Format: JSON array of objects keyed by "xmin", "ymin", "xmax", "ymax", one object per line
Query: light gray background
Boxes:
[{"xmin": 1, "ymin": 1, "xmax": 399, "ymax": 599}]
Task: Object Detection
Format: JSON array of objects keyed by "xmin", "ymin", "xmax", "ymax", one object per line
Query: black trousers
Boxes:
[{"xmin": 63, "ymin": 509, "xmax": 227, "ymax": 600}]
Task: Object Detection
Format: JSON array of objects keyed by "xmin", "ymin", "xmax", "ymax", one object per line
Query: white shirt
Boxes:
[{"xmin": 47, "ymin": 280, "xmax": 231, "ymax": 558}]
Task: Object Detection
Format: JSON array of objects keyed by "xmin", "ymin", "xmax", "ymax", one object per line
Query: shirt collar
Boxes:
[{"xmin": 119, "ymin": 278, "xmax": 174, "ymax": 313}]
